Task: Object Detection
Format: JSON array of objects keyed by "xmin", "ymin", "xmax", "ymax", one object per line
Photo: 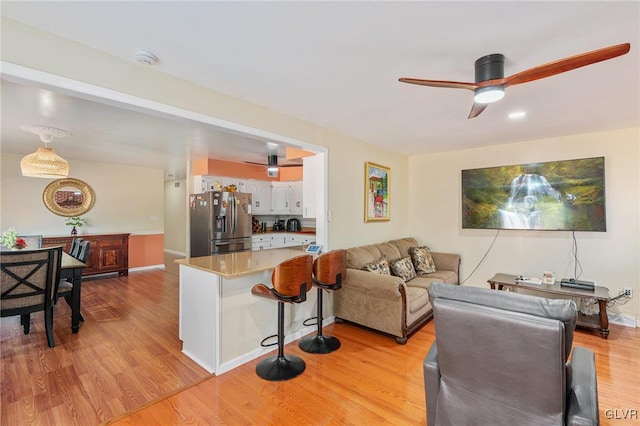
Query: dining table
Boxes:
[{"xmin": 61, "ymin": 252, "xmax": 86, "ymax": 333}]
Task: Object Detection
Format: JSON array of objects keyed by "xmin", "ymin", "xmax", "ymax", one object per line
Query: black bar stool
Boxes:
[
  {"xmin": 251, "ymin": 254, "xmax": 313, "ymax": 381},
  {"xmin": 299, "ymin": 249, "xmax": 347, "ymax": 354}
]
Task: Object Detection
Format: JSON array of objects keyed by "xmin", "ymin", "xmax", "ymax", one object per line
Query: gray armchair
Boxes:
[{"xmin": 424, "ymin": 283, "xmax": 599, "ymax": 426}]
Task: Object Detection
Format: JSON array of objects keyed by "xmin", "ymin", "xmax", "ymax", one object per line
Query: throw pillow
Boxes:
[
  {"xmin": 409, "ymin": 246, "xmax": 437, "ymax": 274},
  {"xmin": 362, "ymin": 256, "xmax": 390, "ymax": 275},
  {"xmin": 389, "ymin": 257, "xmax": 417, "ymax": 283}
]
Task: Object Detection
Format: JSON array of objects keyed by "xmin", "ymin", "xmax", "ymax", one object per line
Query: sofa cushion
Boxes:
[
  {"xmin": 362, "ymin": 256, "xmax": 391, "ymax": 275},
  {"xmin": 410, "ymin": 246, "xmax": 437, "ymax": 274},
  {"xmin": 347, "ymin": 245, "xmax": 383, "ymax": 269},
  {"xmin": 425, "ymin": 270, "xmax": 458, "ymax": 284},
  {"xmin": 407, "ymin": 287, "xmax": 430, "ymax": 314},
  {"xmin": 378, "ymin": 242, "xmax": 402, "ymax": 263},
  {"xmin": 391, "ymin": 237, "xmax": 419, "ymax": 258},
  {"xmin": 406, "ymin": 275, "xmax": 442, "ymax": 290},
  {"xmin": 389, "ymin": 256, "xmax": 417, "ymax": 283}
]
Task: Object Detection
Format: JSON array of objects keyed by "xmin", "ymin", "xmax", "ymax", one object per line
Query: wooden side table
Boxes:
[{"xmin": 487, "ymin": 273, "xmax": 611, "ymax": 339}]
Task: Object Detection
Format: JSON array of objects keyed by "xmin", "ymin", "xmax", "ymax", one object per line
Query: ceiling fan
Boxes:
[
  {"xmin": 244, "ymin": 154, "xmax": 302, "ymax": 171},
  {"xmin": 399, "ymin": 43, "xmax": 630, "ymax": 119}
]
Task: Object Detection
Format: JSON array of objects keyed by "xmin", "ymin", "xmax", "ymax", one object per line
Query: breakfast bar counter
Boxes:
[
  {"xmin": 176, "ymin": 247, "xmax": 313, "ymax": 278},
  {"xmin": 177, "ymin": 247, "xmax": 320, "ymax": 375}
]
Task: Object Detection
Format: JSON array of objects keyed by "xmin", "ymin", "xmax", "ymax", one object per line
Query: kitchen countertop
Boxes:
[
  {"xmin": 176, "ymin": 247, "xmax": 314, "ymax": 278},
  {"xmin": 251, "ymin": 230, "xmax": 316, "ymax": 235}
]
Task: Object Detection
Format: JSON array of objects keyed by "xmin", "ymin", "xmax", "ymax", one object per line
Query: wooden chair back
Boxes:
[
  {"xmin": 313, "ymin": 249, "xmax": 347, "ymax": 288},
  {"xmin": 271, "ymin": 254, "xmax": 313, "ymax": 297}
]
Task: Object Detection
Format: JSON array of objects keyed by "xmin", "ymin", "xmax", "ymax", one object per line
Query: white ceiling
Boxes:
[{"xmin": 1, "ymin": 2, "xmax": 639, "ymax": 180}]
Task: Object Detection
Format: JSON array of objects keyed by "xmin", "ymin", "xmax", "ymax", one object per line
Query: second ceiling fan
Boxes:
[{"xmin": 399, "ymin": 43, "xmax": 630, "ymax": 119}]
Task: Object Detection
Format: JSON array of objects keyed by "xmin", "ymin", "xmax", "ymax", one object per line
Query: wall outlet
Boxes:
[{"xmin": 623, "ymin": 287, "xmax": 632, "ymax": 298}]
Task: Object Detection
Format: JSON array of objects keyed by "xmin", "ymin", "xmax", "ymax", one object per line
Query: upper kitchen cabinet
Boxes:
[
  {"xmin": 244, "ymin": 180, "xmax": 272, "ymax": 214},
  {"xmin": 271, "ymin": 181, "xmax": 290, "ymax": 215},
  {"xmin": 289, "ymin": 181, "xmax": 303, "ymax": 215},
  {"xmin": 303, "ymin": 155, "xmax": 322, "ymax": 218},
  {"xmin": 194, "ymin": 175, "xmax": 222, "ymax": 192}
]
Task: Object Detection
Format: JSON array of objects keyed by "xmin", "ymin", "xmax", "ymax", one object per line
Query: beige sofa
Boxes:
[{"xmin": 333, "ymin": 237, "xmax": 460, "ymax": 344}]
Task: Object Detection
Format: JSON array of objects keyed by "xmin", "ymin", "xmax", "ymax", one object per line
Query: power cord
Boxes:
[
  {"xmin": 461, "ymin": 229, "xmax": 500, "ymax": 284},
  {"xmin": 607, "ymin": 291, "xmax": 631, "ymax": 308},
  {"xmin": 571, "ymin": 231, "xmax": 583, "ymax": 279}
]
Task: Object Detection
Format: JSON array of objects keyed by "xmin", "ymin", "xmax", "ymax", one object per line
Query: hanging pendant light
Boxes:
[{"xmin": 20, "ymin": 125, "xmax": 71, "ymax": 178}]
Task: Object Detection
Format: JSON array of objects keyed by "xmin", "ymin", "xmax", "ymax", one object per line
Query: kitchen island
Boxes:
[{"xmin": 177, "ymin": 247, "xmax": 322, "ymax": 375}]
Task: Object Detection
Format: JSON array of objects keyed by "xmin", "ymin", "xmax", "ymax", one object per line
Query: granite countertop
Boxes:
[
  {"xmin": 176, "ymin": 247, "xmax": 314, "ymax": 278},
  {"xmin": 251, "ymin": 230, "xmax": 316, "ymax": 235}
]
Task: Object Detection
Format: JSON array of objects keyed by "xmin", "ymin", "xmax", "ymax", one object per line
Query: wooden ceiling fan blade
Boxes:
[
  {"xmin": 399, "ymin": 78, "xmax": 478, "ymax": 91},
  {"xmin": 468, "ymin": 102, "xmax": 488, "ymax": 119},
  {"xmin": 244, "ymin": 161, "xmax": 267, "ymax": 166},
  {"xmin": 504, "ymin": 43, "xmax": 630, "ymax": 87},
  {"xmin": 280, "ymin": 164, "xmax": 303, "ymax": 168}
]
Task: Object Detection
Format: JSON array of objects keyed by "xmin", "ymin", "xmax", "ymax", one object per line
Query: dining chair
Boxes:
[
  {"xmin": 57, "ymin": 241, "xmax": 89, "ymax": 322},
  {"xmin": 17, "ymin": 235, "xmax": 43, "ymax": 250},
  {"xmin": 1, "ymin": 246, "xmax": 63, "ymax": 347},
  {"xmin": 75, "ymin": 240, "xmax": 90, "ymax": 263},
  {"xmin": 70, "ymin": 238, "xmax": 82, "ymax": 258}
]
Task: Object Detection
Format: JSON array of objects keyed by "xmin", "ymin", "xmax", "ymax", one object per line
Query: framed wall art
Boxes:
[{"xmin": 364, "ymin": 162, "xmax": 390, "ymax": 222}]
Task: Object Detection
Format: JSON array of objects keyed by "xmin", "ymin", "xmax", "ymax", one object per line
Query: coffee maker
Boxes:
[{"xmin": 286, "ymin": 218, "xmax": 301, "ymax": 232}]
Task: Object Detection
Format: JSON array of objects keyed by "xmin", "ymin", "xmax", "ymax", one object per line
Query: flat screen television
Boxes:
[{"xmin": 462, "ymin": 157, "xmax": 606, "ymax": 231}]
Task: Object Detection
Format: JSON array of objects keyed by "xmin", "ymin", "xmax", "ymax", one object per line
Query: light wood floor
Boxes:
[{"xmin": 2, "ymin": 260, "xmax": 639, "ymax": 425}]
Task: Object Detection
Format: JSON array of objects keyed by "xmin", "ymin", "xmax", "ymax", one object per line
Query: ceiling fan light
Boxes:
[
  {"xmin": 267, "ymin": 165, "xmax": 279, "ymax": 172},
  {"xmin": 474, "ymin": 86, "xmax": 505, "ymax": 104},
  {"xmin": 21, "ymin": 147, "xmax": 70, "ymax": 178}
]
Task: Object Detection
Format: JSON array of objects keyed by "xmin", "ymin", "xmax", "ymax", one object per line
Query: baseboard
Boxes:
[
  {"xmin": 608, "ymin": 312, "xmax": 637, "ymax": 328},
  {"xmin": 164, "ymin": 248, "xmax": 186, "ymax": 256},
  {"xmin": 216, "ymin": 317, "xmax": 336, "ymax": 375},
  {"xmin": 129, "ymin": 264, "xmax": 165, "ymax": 273}
]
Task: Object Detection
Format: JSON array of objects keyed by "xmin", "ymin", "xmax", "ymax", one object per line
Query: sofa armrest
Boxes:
[
  {"xmin": 343, "ymin": 268, "xmax": 405, "ymax": 299},
  {"xmin": 566, "ymin": 346, "xmax": 599, "ymax": 426},
  {"xmin": 431, "ymin": 252, "xmax": 461, "ymax": 279},
  {"xmin": 424, "ymin": 343, "xmax": 440, "ymax": 426}
]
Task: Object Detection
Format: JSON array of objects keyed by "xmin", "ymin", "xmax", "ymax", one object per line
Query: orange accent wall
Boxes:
[
  {"xmin": 194, "ymin": 158, "xmax": 302, "ymax": 181},
  {"xmin": 285, "ymin": 146, "xmax": 314, "ymax": 160},
  {"xmin": 129, "ymin": 234, "xmax": 164, "ymax": 268},
  {"xmin": 279, "ymin": 167, "xmax": 302, "ymax": 181},
  {"xmin": 192, "ymin": 158, "xmax": 209, "ymax": 175}
]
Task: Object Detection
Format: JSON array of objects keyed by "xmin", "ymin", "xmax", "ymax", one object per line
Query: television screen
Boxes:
[{"xmin": 462, "ymin": 157, "xmax": 606, "ymax": 231}]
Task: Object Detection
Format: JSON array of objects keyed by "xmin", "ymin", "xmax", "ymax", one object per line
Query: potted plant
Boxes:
[{"xmin": 65, "ymin": 216, "xmax": 87, "ymax": 236}]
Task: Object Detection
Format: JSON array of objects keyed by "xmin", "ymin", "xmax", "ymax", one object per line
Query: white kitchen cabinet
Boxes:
[
  {"xmin": 286, "ymin": 234, "xmax": 316, "ymax": 247},
  {"xmin": 194, "ymin": 175, "xmax": 224, "ymax": 192},
  {"xmin": 244, "ymin": 180, "xmax": 272, "ymax": 214},
  {"xmin": 303, "ymin": 155, "xmax": 322, "ymax": 218},
  {"xmin": 270, "ymin": 233, "xmax": 288, "ymax": 249},
  {"xmin": 251, "ymin": 235, "xmax": 273, "ymax": 251},
  {"xmin": 271, "ymin": 182, "xmax": 290, "ymax": 215},
  {"xmin": 222, "ymin": 177, "xmax": 240, "ymax": 190},
  {"xmin": 289, "ymin": 181, "xmax": 303, "ymax": 215}
]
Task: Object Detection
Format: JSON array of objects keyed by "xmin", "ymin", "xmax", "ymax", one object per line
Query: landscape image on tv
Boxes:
[{"xmin": 462, "ymin": 157, "xmax": 606, "ymax": 231}]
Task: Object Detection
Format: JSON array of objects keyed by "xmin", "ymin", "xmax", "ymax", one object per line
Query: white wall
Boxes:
[
  {"xmin": 409, "ymin": 127, "xmax": 640, "ymax": 320},
  {"xmin": 164, "ymin": 179, "xmax": 187, "ymax": 254},
  {"xmin": 1, "ymin": 153, "xmax": 164, "ymax": 236},
  {"xmin": 1, "ymin": 18, "xmax": 409, "ymax": 251}
]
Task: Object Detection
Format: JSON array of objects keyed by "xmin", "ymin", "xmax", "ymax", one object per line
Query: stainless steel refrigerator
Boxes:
[{"xmin": 189, "ymin": 191, "xmax": 252, "ymax": 257}]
